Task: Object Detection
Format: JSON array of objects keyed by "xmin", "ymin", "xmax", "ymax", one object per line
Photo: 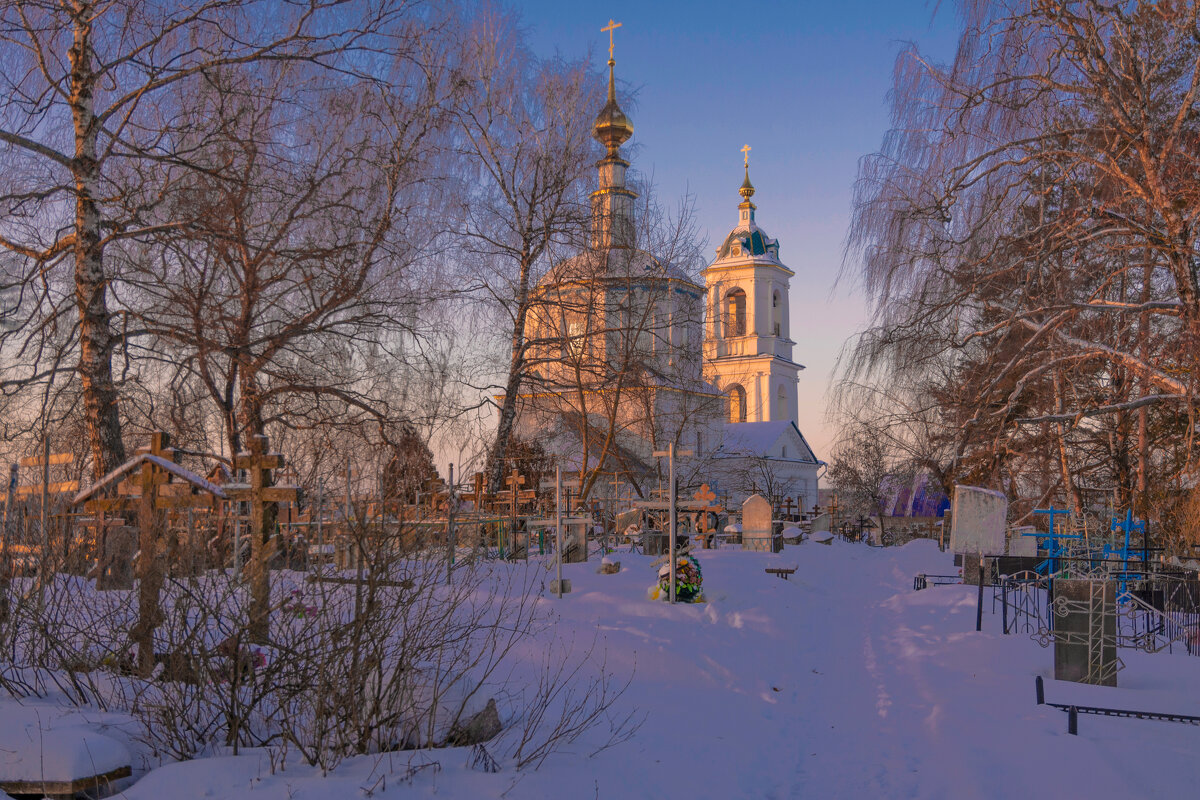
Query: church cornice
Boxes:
[
  {"xmin": 702, "ymin": 259, "xmax": 795, "ymax": 279},
  {"xmin": 706, "ymin": 352, "xmax": 806, "ymax": 371}
]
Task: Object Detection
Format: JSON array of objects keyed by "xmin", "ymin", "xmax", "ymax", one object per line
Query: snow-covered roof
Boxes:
[
  {"xmin": 716, "ymin": 421, "xmax": 819, "ymax": 464},
  {"xmin": 73, "ymin": 453, "xmax": 227, "ymax": 505}
]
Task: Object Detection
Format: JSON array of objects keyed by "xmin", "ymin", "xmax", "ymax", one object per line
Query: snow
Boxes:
[
  {"xmin": 719, "ymin": 420, "xmax": 794, "ymax": 456},
  {"xmin": 4, "ymin": 539, "xmax": 1199, "ymax": 798},
  {"xmin": 73, "ymin": 453, "xmax": 227, "ymax": 505},
  {"xmin": 0, "ymin": 702, "xmax": 131, "ymax": 783},
  {"xmin": 811, "ymin": 529, "xmax": 834, "ymax": 543}
]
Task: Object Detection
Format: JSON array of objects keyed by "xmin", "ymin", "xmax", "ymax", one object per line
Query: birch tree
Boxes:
[
  {"xmin": 843, "ymin": 0, "xmax": 1200, "ymax": 510},
  {"xmin": 448, "ymin": 4, "xmax": 598, "ymax": 493},
  {"xmin": 0, "ymin": 0, "xmax": 410, "ymax": 477}
]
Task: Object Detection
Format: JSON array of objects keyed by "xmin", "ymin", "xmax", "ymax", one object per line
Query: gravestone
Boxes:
[
  {"xmin": 562, "ymin": 521, "xmax": 588, "ymax": 563},
  {"xmin": 949, "ymin": 485, "xmax": 1007, "ymax": 555},
  {"xmin": 742, "ymin": 495, "xmax": 779, "ymax": 553},
  {"xmin": 1053, "ymin": 579, "xmax": 1118, "ymax": 686},
  {"xmin": 950, "ymin": 486, "xmax": 1006, "ymax": 586}
]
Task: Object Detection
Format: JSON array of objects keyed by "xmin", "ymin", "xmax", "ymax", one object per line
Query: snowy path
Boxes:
[{"xmin": 20, "ymin": 538, "xmax": 1197, "ymax": 799}]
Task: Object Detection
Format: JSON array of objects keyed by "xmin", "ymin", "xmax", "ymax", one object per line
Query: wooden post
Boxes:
[
  {"xmin": 132, "ymin": 431, "xmax": 173, "ymax": 677},
  {"xmin": 227, "ymin": 436, "xmax": 294, "ymax": 644},
  {"xmin": 1, "ymin": 463, "xmax": 15, "ymax": 622},
  {"xmin": 446, "ymin": 463, "xmax": 456, "ymax": 584}
]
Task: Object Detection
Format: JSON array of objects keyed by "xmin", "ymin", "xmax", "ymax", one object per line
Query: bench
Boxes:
[{"xmin": 765, "ymin": 567, "xmax": 797, "ymax": 580}]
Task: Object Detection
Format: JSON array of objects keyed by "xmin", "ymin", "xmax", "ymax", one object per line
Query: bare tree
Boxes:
[
  {"xmin": 447, "ymin": 3, "xmax": 600, "ymax": 493},
  {"xmin": 0, "ymin": 0, "xmax": 412, "ymax": 477},
  {"xmin": 841, "ymin": 0, "xmax": 1200, "ymax": 519}
]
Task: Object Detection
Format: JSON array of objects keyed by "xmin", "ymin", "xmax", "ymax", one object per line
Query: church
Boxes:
[{"xmin": 513, "ymin": 33, "xmax": 821, "ymax": 511}]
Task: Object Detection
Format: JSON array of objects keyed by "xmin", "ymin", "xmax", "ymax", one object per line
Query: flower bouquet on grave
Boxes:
[{"xmin": 653, "ymin": 554, "xmax": 704, "ymax": 603}]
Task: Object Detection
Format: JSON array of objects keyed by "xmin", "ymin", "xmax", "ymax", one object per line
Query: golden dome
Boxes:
[
  {"xmin": 593, "ymin": 59, "xmax": 633, "ymax": 156},
  {"xmin": 739, "ymin": 165, "xmax": 755, "ymax": 201}
]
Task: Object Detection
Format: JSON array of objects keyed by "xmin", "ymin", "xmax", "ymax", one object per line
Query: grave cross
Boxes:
[
  {"xmin": 1030, "ymin": 505, "xmax": 1083, "ymax": 574},
  {"xmin": 692, "ymin": 483, "xmax": 723, "ymax": 534},
  {"xmin": 504, "ymin": 469, "xmax": 526, "ymax": 518},
  {"xmin": 1107, "ymin": 509, "xmax": 1147, "ymax": 590},
  {"xmin": 227, "ymin": 435, "xmax": 296, "ymax": 642},
  {"xmin": 782, "ymin": 496, "xmax": 796, "ymax": 518},
  {"xmin": 460, "ymin": 472, "xmax": 487, "ymax": 509}
]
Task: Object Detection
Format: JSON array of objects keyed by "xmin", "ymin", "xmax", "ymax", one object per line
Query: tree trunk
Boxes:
[
  {"xmin": 487, "ymin": 257, "xmax": 534, "ymax": 493},
  {"xmin": 70, "ymin": 7, "xmax": 125, "ymax": 478}
]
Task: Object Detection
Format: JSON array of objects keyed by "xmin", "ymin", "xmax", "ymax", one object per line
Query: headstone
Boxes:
[
  {"xmin": 1007, "ymin": 526, "xmax": 1038, "ymax": 557},
  {"xmin": 562, "ymin": 522, "xmax": 588, "ymax": 563},
  {"xmin": 1053, "ymin": 579, "xmax": 1117, "ymax": 687},
  {"xmin": 949, "ymin": 485, "xmax": 1007, "ymax": 555},
  {"xmin": 742, "ymin": 495, "xmax": 779, "ymax": 552},
  {"xmin": 643, "ymin": 526, "xmax": 668, "ymax": 556}
]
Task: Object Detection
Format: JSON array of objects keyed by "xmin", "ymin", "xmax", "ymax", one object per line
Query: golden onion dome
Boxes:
[
  {"xmin": 739, "ymin": 165, "xmax": 755, "ymax": 201},
  {"xmin": 593, "ymin": 59, "xmax": 633, "ymax": 155}
]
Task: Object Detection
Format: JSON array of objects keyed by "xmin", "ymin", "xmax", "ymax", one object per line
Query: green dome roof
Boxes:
[{"xmin": 717, "ymin": 227, "xmax": 778, "ymax": 260}]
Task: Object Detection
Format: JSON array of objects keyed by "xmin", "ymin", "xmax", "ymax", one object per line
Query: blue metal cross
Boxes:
[
  {"xmin": 1106, "ymin": 509, "xmax": 1147, "ymax": 596},
  {"xmin": 1029, "ymin": 505, "xmax": 1083, "ymax": 575}
]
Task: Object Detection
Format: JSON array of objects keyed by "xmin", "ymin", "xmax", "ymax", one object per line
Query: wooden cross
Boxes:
[
  {"xmin": 692, "ymin": 483, "xmax": 723, "ymax": 533},
  {"xmin": 782, "ymin": 496, "xmax": 796, "ymax": 518},
  {"xmin": 226, "ymin": 434, "xmax": 296, "ymax": 642},
  {"xmin": 602, "ymin": 19, "xmax": 622, "ymax": 59},
  {"xmin": 504, "ymin": 469, "xmax": 526, "ymax": 519},
  {"xmin": 741, "ymin": 144, "xmax": 751, "ymax": 167}
]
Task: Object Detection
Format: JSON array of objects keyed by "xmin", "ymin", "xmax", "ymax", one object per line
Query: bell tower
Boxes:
[{"xmin": 702, "ymin": 149, "xmax": 802, "ymax": 425}]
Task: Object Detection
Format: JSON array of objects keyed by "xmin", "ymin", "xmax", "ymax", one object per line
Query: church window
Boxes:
[
  {"xmin": 728, "ymin": 384, "xmax": 747, "ymax": 423},
  {"xmin": 781, "ymin": 446, "xmax": 787, "ymax": 458},
  {"xmin": 566, "ymin": 319, "xmax": 586, "ymax": 358},
  {"xmin": 725, "ymin": 289, "xmax": 747, "ymax": 336},
  {"xmin": 776, "ymin": 384, "xmax": 787, "ymax": 418},
  {"xmin": 772, "ymin": 290, "xmax": 782, "ymax": 337}
]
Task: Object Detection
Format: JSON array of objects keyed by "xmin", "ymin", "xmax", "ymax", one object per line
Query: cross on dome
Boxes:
[
  {"xmin": 739, "ymin": 144, "xmax": 756, "ymax": 203},
  {"xmin": 602, "ymin": 19, "xmax": 622, "ymax": 60}
]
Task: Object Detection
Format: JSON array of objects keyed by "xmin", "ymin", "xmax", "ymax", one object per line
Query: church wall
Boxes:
[{"xmin": 706, "ymin": 455, "xmax": 820, "ymax": 511}]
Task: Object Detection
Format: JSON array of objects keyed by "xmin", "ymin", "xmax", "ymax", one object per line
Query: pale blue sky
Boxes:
[{"xmin": 510, "ymin": 0, "xmax": 960, "ymax": 459}]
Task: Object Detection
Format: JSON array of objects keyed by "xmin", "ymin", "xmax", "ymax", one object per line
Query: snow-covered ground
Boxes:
[{"xmin": 4, "ymin": 538, "xmax": 1199, "ymax": 799}]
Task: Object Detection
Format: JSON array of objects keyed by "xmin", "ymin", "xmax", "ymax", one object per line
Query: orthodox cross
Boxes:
[
  {"xmin": 504, "ymin": 469, "xmax": 537, "ymax": 518},
  {"xmin": 741, "ymin": 144, "xmax": 751, "ymax": 167},
  {"xmin": 1108, "ymin": 508, "xmax": 1146, "ymax": 561},
  {"xmin": 602, "ymin": 19, "xmax": 622, "ymax": 59},
  {"xmin": 693, "ymin": 483, "xmax": 722, "ymax": 533},
  {"xmin": 227, "ymin": 434, "xmax": 296, "ymax": 641},
  {"xmin": 1029, "ymin": 505, "xmax": 1082, "ymax": 573},
  {"xmin": 782, "ymin": 496, "xmax": 796, "ymax": 518}
]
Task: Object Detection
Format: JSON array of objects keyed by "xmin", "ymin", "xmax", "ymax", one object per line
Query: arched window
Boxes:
[
  {"xmin": 725, "ymin": 288, "xmax": 747, "ymax": 336},
  {"xmin": 772, "ymin": 290, "xmax": 783, "ymax": 337},
  {"xmin": 776, "ymin": 384, "xmax": 787, "ymax": 419},
  {"xmin": 728, "ymin": 384, "xmax": 747, "ymax": 423}
]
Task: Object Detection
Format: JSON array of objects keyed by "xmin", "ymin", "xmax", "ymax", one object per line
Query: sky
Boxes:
[{"xmin": 508, "ymin": 0, "xmax": 961, "ymax": 461}]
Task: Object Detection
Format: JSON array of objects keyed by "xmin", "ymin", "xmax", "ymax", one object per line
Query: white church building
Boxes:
[{"xmin": 511, "ymin": 37, "xmax": 821, "ymax": 512}]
